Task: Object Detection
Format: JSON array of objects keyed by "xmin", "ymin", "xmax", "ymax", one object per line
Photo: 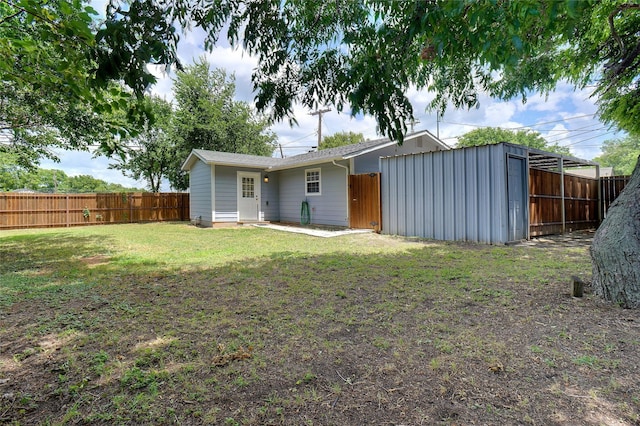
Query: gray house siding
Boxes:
[
  {"xmin": 189, "ymin": 160, "xmax": 213, "ymax": 225},
  {"xmin": 353, "ymin": 138, "xmax": 444, "ymax": 174},
  {"xmin": 278, "ymin": 163, "xmax": 349, "ymax": 226},
  {"xmin": 381, "ymin": 144, "xmax": 528, "ymax": 244},
  {"xmin": 214, "ymin": 166, "xmax": 239, "ymax": 222},
  {"xmin": 262, "ymin": 173, "xmax": 279, "ymax": 221},
  {"xmin": 213, "ymin": 165, "xmax": 272, "ymax": 222}
]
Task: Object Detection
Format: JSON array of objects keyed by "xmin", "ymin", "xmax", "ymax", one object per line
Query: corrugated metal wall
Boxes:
[{"xmin": 380, "ymin": 144, "xmax": 528, "ymax": 244}]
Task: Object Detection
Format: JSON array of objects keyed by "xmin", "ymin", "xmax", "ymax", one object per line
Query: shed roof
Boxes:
[{"xmin": 522, "ymin": 145, "xmax": 598, "ymax": 171}]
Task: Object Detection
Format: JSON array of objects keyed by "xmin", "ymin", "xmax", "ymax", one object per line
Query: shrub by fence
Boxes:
[{"xmin": 0, "ymin": 192, "xmax": 189, "ymax": 230}]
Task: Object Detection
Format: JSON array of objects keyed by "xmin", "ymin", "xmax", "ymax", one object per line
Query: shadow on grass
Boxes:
[
  {"xmin": 0, "ymin": 233, "xmax": 636, "ymax": 426},
  {"xmin": 0, "ymin": 233, "xmax": 116, "ymax": 308},
  {"xmin": 0, "ymin": 233, "xmax": 113, "ymax": 274}
]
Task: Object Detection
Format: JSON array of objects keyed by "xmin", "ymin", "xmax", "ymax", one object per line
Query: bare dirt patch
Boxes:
[{"xmin": 79, "ymin": 255, "xmax": 111, "ymax": 267}]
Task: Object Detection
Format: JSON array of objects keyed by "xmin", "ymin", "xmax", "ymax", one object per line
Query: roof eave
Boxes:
[
  {"xmin": 342, "ymin": 130, "xmax": 450, "ymax": 159},
  {"xmin": 269, "ymin": 155, "xmax": 346, "ymax": 171},
  {"xmin": 208, "ymin": 161, "xmax": 273, "ymax": 169},
  {"xmin": 181, "ymin": 150, "xmax": 279, "ymax": 170},
  {"xmin": 342, "ymin": 141, "xmax": 397, "ymax": 159},
  {"xmin": 181, "ymin": 150, "xmax": 208, "ymax": 171}
]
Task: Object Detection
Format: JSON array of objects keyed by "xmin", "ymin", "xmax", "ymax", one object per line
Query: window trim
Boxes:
[{"xmin": 305, "ymin": 168, "xmax": 321, "ymax": 196}]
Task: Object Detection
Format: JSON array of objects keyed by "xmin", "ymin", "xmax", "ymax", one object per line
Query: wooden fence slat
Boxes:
[
  {"xmin": 0, "ymin": 192, "xmax": 189, "ymax": 230},
  {"xmin": 529, "ymin": 170, "xmax": 631, "ymax": 237},
  {"xmin": 600, "ymin": 176, "xmax": 631, "ymax": 218}
]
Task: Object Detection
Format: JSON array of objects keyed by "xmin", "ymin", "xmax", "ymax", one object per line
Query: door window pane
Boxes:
[{"xmin": 242, "ymin": 177, "xmax": 254, "ymax": 198}]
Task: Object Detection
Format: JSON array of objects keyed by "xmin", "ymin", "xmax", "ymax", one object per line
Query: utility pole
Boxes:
[
  {"xmin": 309, "ymin": 108, "xmax": 331, "ymax": 149},
  {"xmin": 408, "ymin": 118, "xmax": 420, "ymax": 133}
]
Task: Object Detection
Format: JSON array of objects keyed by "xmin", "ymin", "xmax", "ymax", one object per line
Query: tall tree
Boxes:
[
  {"xmin": 457, "ymin": 128, "xmax": 572, "ymax": 156},
  {"xmin": 0, "ymin": 0, "xmax": 129, "ymax": 166},
  {"xmin": 591, "ymin": 157, "xmax": 640, "ymax": 308},
  {"xmin": 0, "ymin": 152, "xmax": 23, "ymax": 191},
  {"xmin": 593, "ymin": 136, "xmax": 640, "ymax": 176},
  {"xmin": 320, "ymin": 132, "xmax": 365, "ymax": 150},
  {"xmin": 169, "ymin": 59, "xmax": 276, "ymax": 190},
  {"xmin": 110, "ymin": 96, "xmax": 174, "ymax": 192},
  {"xmin": 0, "ymin": 0, "xmax": 180, "ymax": 163}
]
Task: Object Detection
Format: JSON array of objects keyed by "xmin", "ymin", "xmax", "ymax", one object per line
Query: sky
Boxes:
[{"xmin": 40, "ymin": 16, "xmax": 622, "ymax": 191}]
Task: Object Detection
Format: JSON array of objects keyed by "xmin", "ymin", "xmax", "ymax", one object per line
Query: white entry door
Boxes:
[{"xmin": 237, "ymin": 172, "xmax": 261, "ymax": 221}]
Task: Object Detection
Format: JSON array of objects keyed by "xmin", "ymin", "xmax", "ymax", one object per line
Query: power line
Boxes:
[
  {"xmin": 549, "ymin": 127, "xmax": 607, "ymax": 144},
  {"xmin": 440, "ymin": 120, "xmax": 485, "ymax": 128},
  {"xmin": 441, "ymin": 113, "xmax": 599, "ymax": 133},
  {"xmin": 279, "ymin": 132, "xmax": 317, "ymax": 146},
  {"xmin": 445, "ymin": 113, "xmax": 604, "ymax": 142},
  {"xmin": 564, "ymin": 130, "xmax": 617, "ymax": 147},
  {"xmin": 511, "ymin": 113, "xmax": 598, "ymax": 130},
  {"xmin": 532, "ymin": 122, "xmax": 605, "ymax": 133}
]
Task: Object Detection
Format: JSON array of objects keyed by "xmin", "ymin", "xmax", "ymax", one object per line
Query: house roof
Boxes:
[
  {"xmin": 182, "ymin": 150, "xmax": 282, "ymax": 170},
  {"xmin": 181, "ymin": 129, "xmax": 449, "ymax": 171}
]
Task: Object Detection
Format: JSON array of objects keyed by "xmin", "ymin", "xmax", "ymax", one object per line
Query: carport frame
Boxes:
[{"xmin": 526, "ymin": 147, "xmax": 601, "ymax": 235}]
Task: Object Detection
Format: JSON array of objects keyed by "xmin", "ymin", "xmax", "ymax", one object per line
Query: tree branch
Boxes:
[
  {"xmin": 0, "ymin": 0, "xmax": 94, "ymax": 48},
  {"xmin": 0, "ymin": 7, "xmax": 25, "ymax": 25},
  {"xmin": 608, "ymin": 3, "xmax": 640, "ymax": 58}
]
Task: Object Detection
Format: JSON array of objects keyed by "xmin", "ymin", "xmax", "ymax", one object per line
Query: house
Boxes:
[{"xmin": 181, "ymin": 130, "xmax": 450, "ymax": 229}]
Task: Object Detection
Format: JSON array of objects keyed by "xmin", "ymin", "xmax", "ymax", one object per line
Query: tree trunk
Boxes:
[{"xmin": 590, "ymin": 156, "xmax": 640, "ymax": 308}]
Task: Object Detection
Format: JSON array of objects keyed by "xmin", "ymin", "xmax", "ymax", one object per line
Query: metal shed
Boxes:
[{"xmin": 380, "ymin": 143, "xmax": 599, "ymax": 244}]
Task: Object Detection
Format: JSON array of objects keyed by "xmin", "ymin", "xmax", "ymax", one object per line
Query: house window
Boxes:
[{"xmin": 305, "ymin": 168, "xmax": 321, "ymax": 195}]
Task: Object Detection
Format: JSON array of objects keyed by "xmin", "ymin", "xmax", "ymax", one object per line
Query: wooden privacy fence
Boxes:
[
  {"xmin": 0, "ymin": 192, "xmax": 189, "ymax": 230},
  {"xmin": 601, "ymin": 175, "xmax": 631, "ymax": 218},
  {"xmin": 529, "ymin": 169, "xmax": 599, "ymax": 237}
]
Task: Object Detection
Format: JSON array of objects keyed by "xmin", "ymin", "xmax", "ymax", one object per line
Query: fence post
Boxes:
[
  {"xmin": 560, "ymin": 158, "xmax": 566, "ymax": 234},
  {"xmin": 596, "ymin": 165, "xmax": 602, "ymax": 224}
]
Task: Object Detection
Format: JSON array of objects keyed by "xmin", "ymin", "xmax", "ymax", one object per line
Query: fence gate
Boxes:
[{"xmin": 349, "ymin": 173, "xmax": 381, "ymax": 231}]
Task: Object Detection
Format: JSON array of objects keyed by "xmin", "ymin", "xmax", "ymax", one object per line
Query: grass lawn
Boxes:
[{"xmin": 0, "ymin": 223, "xmax": 638, "ymax": 425}]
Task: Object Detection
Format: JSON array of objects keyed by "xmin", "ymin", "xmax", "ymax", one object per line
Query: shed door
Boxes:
[
  {"xmin": 507, "ymin": 156, "xmax": 527, "ymax": 241},
  {"xmin": 237, "ymin": 172, "xmax": 261, "ymax": 221}
]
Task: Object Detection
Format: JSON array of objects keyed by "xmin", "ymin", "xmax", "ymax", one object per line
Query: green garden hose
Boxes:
[{"xmin": 300, "ymin": 200, "xmax": 310, "ymax": 225}]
